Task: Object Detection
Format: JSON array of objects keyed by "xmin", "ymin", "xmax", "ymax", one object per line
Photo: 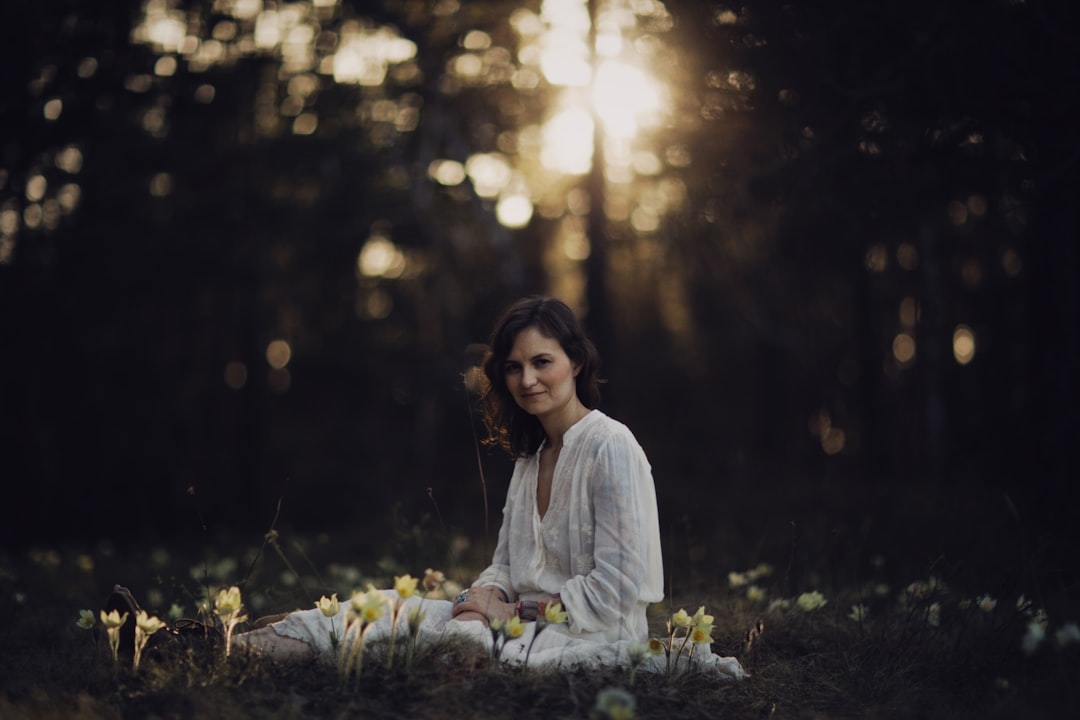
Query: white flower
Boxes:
[
  {"xmin": 976, "ymin": 594, "xmax": 997, "ymax": 613},
  {"xmin": 796, "ymin": 591, "xmax": 826, "ymax": 612},
  {"xmin": 848, "ymin": 604, "xmax": 868, "ymax": 623},
  {"xmin": 767, "ymin": 598, "xmax": 791, "ymax": 613},
  {"xmin": 76, "ymin": 609, "xmax": 96, "ymax": 630},
  {"xmin": 748, "ymin": 563, "xmax": 774, "ymax": 581},
  {"xmin": 1016, "ymin": 594, "xmax": 1032, "ymax": 613},
  {"xmin": 925, "ymin": 602, "xmax": 941, "ymax": 627},
  {"xmin": 1055, "ymin": 622, "xmax": 1080, "ymax": 648},
  {"xmin": 1021, "ymin": 621, "xmax": 1045, "ymax": 655}
]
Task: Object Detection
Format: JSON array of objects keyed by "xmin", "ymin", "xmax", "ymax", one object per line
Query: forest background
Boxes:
[{"xmin": 0, "ymin": 0, "xmax": 1076, "ymax": 607}]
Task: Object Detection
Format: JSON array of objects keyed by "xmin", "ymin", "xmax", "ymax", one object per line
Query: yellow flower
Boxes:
[
  {"xmin": 544, "ymin": 602, "xmax": 568, "ymax": 625},
  {"xmin": 746, "ymin": 585, "xmax": 766, "ymax": 602},
  {"xmin": 316, "ymin": 593, "xmax": 340, "ymax": 618},
  {"xmin": 135, "ymin": 610, "xmax": 166, "ymax": 636},
  {"xmin": 692, "ymin": 606, "xmax": 714, "ymax": 626},
  {"xmin": 76, "ymin": 609, "xmax": 95, "ymax": 630},
  {"xmin": 796, "ymin": 591, "xmax": 827, "ymax": 612},
  {"xmin": 489, "ymin": 617, "xmax": 504, "ymax": 633},
  {"xmin": 132, "ymin": 610, "xmax": 166, "ymax": 672},
  {"xmin": 346, "ymin": 591, "xmax": 365, "ymax": 625},
  {"xmin": 690, "ymin": 623, "xmax": 714, "ymax": 644},
  {"xmin": 671, "ymin": 608, "xmax": 693, "ymax": 628},
  {"xmin": 214, "ymin": 586, "xmax": 243, "ymax": 617},
  {"xmin": 503, "ymin": 615, "xmax": 525, "ymax": 639},
  {"xmin": 728, "ymin": 571, "xmax": 748, "ymax": 588},
  {"xmin": 358, "ymin": 590, "xmax": 387, "ymax": 624},
  {"xmin": 100, "ymin": 609, "xmax": 128, "ymax": 665},
  {"xmin": 422, "ymin": 568, "xmax": 445, "ymax": 593},
  {"xmin": 646, "ymin": 637, "xmax": 666, "ymax": 656},
  {"xmin": 394, "ymin": 574, "xmax": 418, "ymax": 599}
]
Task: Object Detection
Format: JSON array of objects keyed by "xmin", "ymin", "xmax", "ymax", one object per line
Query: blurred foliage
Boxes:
[{"xmin": 0, "ymin": 0, "xmax": 1076, "ymax": 568}]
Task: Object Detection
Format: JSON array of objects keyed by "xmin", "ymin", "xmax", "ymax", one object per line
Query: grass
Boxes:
[{"xmin": 2, "ymin": 482, "xmax": 1078, "ymax": 719}]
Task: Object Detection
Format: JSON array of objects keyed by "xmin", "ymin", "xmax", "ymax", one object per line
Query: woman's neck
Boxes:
[{"xmin": 540, "ymin": 401, "xmax": 590, "ymax": 450}]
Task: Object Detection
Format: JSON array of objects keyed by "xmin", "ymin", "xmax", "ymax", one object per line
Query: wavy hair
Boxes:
[{"xmin": 479, "ymin": 296, "xmax": 602, "ymax": 457}]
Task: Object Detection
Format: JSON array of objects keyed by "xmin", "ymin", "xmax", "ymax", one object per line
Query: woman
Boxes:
[
  {"xmin": 235, "ymin": 297, "xmax": 740, "ymax": 674},
  {"xmin": 448, "ymin": 296, "xmax": 664, "ymax": 654}
]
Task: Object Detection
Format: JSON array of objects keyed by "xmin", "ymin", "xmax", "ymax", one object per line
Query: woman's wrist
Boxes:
[
  {"xmin": 517, "ymin": 593, "xmax": 563, "ymax": 622},
  {"xmin": 472, "ymin": 584, "xmax": 510, "ymax": 603}
]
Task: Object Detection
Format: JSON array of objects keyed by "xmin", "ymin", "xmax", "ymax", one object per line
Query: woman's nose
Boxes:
[{"xmin": 521, "ymin": 367, "xmax": 537, "ymax": 386}]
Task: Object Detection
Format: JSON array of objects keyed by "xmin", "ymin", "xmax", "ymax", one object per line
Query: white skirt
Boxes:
[{"xmin": 268, "ymin": 591, "xmax": 747, "ymax": 679}]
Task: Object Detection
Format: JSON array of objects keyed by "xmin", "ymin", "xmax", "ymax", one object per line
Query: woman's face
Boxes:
[{"xmin": 503, "ymin": 326, "xmax": 580, "ymax": 420}]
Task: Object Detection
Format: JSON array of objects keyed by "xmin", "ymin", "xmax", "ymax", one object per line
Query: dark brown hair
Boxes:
[{"xmin": 479, "ymin": 296, "xmax": 602, "ymax": 457}]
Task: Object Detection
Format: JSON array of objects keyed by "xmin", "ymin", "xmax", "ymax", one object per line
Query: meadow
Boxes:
[{"xmin": 1, "ymin": 478, "xmax": 1076, "ymax": 720}]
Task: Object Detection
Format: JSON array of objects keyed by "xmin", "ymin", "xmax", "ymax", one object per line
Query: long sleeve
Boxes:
[
  {"xmin": 471, "ymin": 463, "xmax": 521, "ymax": 602},
  {"xmin": 560, "ymin": 425, "xmax": 664, "ymax": 637}
]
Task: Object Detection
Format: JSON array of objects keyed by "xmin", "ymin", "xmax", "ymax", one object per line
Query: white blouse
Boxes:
[{"xmin": 472, "ymin": 409, "xmax": 664, "ymax": 644}]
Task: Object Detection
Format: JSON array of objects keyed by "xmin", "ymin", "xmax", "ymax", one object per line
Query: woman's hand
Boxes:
[{"xmin": 450, "ymin": 586, "xmax": 517, "ymax": 624}]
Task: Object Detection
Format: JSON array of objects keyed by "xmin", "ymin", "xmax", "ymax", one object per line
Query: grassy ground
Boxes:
[{"xmin": 2, "ymin": 480, "xmax": 1077, "ymax": 719}]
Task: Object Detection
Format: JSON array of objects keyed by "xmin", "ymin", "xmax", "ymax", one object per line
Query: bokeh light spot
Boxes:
[
  {"xmin": 155, "ymin": 56, "xmax": 178, "ymax": 77},
  {"xmin": 224, "ymin": 361, "xmax": 248, "ymax": 390},
  {"xmin": 149, "ymin": 172, "xmax": 173, "ymax": 197},
  {"xmin": 465, "ymin": 153, "xmax": 513, "ymax": 197},
  {"xmin": 821, "ymin": 428, "xmax": 846, "ymax": 455},
  {"xmin": 358, "ymin": 236, "xmax": 406, "ymax": 278},
  {"xmin": 896, "ymin": 242, "xmax": 918, "ymax": 270},
  {"xmin": 266, "ymin": 339, "xmax": 292, "ymax": 370},
  {"xmin": 948, "ymin": 200, "xmax": 968, "ymax": 226},
  {"xmin": 892, "ymin": 333, "xmax": 916, "ymax": 365},
  {"xmin": 496, "ymin": 194, "xmax": 534, "ymax": 228},
  {"xmin": 293, "ymin": 112, "xmax": 318, "ymax": 135},
  {"xmin": 26, "ymin": 175, "xmax": 47, "ymax": 202},
  {"xmin": 541, "ymin": 109, "xmax": 592, "ymax": 175},
  {"xmin": 953, "ymin": 325, "xmax": 976, "ymax": 365},
  {"xmin": 1001, "ymin": 248, "xmax": 1022, "ymax": 277},
  {"xmin": 44, "ymin": 98, "xmax": 63, "ymax": 121},
  {"xmin": 428, "ymin": 159, "xmax": 466, "ymax": 186},
  {"xmin": 55, "ymin": 145, "xmax": 84, "ymax": 174},
  {"xmin": 865, "ymin": 243, "xmax": 888, "ymax": 272}
]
